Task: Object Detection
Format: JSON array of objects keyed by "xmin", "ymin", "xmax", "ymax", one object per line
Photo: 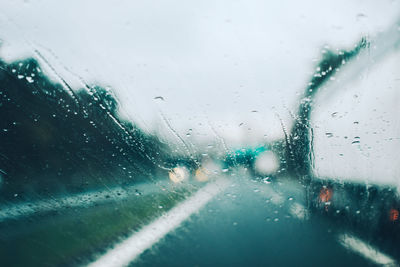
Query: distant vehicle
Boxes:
[{"xmin": 307, "ymin": 178, "xmax": 400, "ymax": 260}]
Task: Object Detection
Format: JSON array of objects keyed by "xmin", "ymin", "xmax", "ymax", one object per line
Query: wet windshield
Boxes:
[{"xmin": 1, "ymin": 1, "xmax": 400, "ymax": 266}]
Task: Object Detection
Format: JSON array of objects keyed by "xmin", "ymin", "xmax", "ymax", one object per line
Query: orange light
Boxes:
[
  {"xmin": 319, "ymin": 187, "xmax": 333, "ymax": 203},
  {"xmin": 195, "ymin": 168, "xmax": 209, "ymax": 182},
  {"xmin": 168, "ymin": 167, "xmax": 188, "ymax": 183},
  {"xmin": 389, "ymin": 209, "xmax": 399, "ymax": 222}
]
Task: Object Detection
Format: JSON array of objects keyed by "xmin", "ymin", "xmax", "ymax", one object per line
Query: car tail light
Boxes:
[
  {"xmin": 389, "ymin": 208, "xmax": 399, "ymax": 222},
  {"xmin": 319, "ymin": 187, "xmax": 333, "ymax": 203}
]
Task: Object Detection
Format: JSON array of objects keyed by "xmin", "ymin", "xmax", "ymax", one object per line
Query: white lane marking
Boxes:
[
  {"xmin": 256, "ymin": 181, "xmax": 284, "ymax": 205},
  {"xmin": 255, "ymin": 178, "xmax": 307, "ymax": 220},
  {"xmin": 270, "ymin": 193, "xmax": 284, "ymax": 205},
  {"xmin": 87, "ymin": 177, "xmax": 231, "ymax": 267},
  {"xmin": 0, "ymin": 182, "xmax": 168, "ymax": 222},
  {"xmin": 338, "ymin": 234, "xmax": 398, "ymax": 266},
  {"xmin": 289, "ymin": 202, "xmax": 308, "ymax": 220}
]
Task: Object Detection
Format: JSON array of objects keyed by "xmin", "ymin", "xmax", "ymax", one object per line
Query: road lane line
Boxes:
[
  {"xmin": 289, "ymin": 202, "xmax": 308, "ymax": 220},
  {"xmin": 87, "ymin": 177, "xmax": 231, "ymax": 267},
  {"xmin": 338, "ymin": 233, "xmax": 398, "ymax": 266}
]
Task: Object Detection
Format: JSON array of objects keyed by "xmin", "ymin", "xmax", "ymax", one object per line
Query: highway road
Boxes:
[
  {"xmin": 1, "ymin": 172, "xmax": 399, "ymax": 266},
  {"xmin": 132, "ymin": 175, "xmax": 394, "ymax": 266},
  {"xmin": 88, "ymin": 173, "xmax": 398, "ymax": 267}
]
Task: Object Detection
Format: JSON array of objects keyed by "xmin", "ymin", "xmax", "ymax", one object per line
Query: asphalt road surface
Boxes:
[{"xmin": 132, "ymin": 175, "xmax": 395, "ymax": 267}]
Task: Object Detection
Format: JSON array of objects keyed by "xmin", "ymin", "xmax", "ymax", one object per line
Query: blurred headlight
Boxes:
[
  {"xmin": 169, "ymin": 167, "xmax": 189, "ymax": 183},
  {"xmin": 254, "ymin": 151, "xmax": 280, "ymax": 175}
]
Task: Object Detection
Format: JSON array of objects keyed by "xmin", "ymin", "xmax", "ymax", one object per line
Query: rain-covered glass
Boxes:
[{"xmin": 1, "ymin": 1, "xmax": 400, "ymax": 266}]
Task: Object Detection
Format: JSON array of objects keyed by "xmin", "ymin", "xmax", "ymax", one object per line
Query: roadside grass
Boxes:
[{"xmin": 0, "ymin": 185, "xmax": 194, "ymax": 267}]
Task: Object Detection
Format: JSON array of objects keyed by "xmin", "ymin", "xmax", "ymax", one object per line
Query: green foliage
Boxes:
[{"xmin": 0, "ymin": 56, "xmax": 169, "ymax": 199}]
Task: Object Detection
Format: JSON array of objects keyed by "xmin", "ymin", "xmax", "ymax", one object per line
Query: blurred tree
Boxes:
[{"xmin": 0, "ymin": 55, "xmax": 170, "ymax": 199}]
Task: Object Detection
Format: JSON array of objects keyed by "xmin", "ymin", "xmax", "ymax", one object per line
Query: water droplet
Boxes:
[
  {"xmin": 26, "ymin": 77, "xmax": 34, "ymax": 83},
  {"xmin": 154, "ymin": 96, "xmax": 164, "ymax": 101},
  {"xmin": 262, "ymin": 177, "xmax": 271, "ymax": 184},
  {"xmin": 356, "ymin": 13, "xmax": 367, "ymax": 19},
  {"xmin": 17, "ymin": 75, "xmax": 24, "ymax": 79},
  {"xmin": 325, "ymin": 132, "xmax": 333, "ymax": 138}
]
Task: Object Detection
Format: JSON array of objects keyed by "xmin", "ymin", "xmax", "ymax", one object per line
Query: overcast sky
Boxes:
[{"xmin": 0, "ymin": 0, "xmax": 398, "ymax": 141}]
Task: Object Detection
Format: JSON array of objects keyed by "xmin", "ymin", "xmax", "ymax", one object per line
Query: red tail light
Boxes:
[
  {"xmin": 389, "ymin": 209, "xmax": 399, "ymax": 222},
  {"xmin": 319, "ymin": 187, "xmax": 333, "ymax": 203}
]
